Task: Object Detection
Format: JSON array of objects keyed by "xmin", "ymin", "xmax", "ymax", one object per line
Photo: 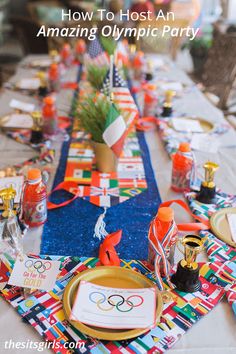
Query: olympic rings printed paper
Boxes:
[
  {"xmin": 8, "ymin": 255, "xmax": 61, "ymax": 291},
  {"xmin": 89, "ymin": 291, "xmax": 144, "ymax": 313},
  {"xmin": 70, "ymin": 281, "xmax": 157, "ymax": 329}
]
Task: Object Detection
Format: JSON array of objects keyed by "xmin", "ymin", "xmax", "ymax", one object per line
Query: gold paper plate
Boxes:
[
  {"xmin": 170, "ymin": 117, "xmax": 214, "ymax": 133},
  {"xmin": 210, "ymin": 207, "xmax": 236, "ymax": 247},
  {"xmin": 63, "ymin": 266, "xmax": 163, "ymax": 341}
]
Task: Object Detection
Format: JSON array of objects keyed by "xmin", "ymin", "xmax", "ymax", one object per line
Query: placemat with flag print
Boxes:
[
  {"xmin": 185, "ymin": 190, "xmax": 236, "ymax": 317},
  {"xmin": 1, "ymin": 253, "xmax": 235, "ymax": 354},
  {"xmin": 3, "ymin": 129, "xmax": 55, "ymax": 173},
  {"xmin": 157, "ymin": 118, "xmax": 230, "ymax": 157}
]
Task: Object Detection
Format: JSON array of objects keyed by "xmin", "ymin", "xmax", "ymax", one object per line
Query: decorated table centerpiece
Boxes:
[{"xmin": 77, "ymin": 94, "xmax": 127, "ymax": 173}]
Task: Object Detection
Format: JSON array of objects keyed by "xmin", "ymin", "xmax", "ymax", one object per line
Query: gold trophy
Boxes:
[
  {"xmin": 0, "ymin": 185, "xmax": 16, "ymax": 218},
  {"xmin": 197, "ymin": 162, "xmax": 219, "ymax": 204},
  {"xmin": 162, "ymin": 90, "xmax": 175, "ymax": 117},
  {"xmin": 30, "ymin": 111, "xmax": 43, "ymax": 144},
  {"xmin": 171, "ymin": 235, "xmax": 207, "ymax": 292},
  {"xmin": 49, "ymin": 49, "xmax": 59, "ymax": 63},
  {"xmin": 129, "ymin": 44, "xmax": 137, "ymax": 56},
  {"xmin": 145, "ymin": 60, "xmax": 153, "ymax": 81},
  {"xmin": 37, "ymin": 71, "xmax": 48, "ymax": 97}
]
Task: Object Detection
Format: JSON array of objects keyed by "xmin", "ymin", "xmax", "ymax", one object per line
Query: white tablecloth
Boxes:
[{"xmin": 0, "ymin": 55, "xmax": 236, "ymax": 353}]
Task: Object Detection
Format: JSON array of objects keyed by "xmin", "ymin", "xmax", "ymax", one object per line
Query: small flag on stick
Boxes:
[
  {"xmin": 101, "ymin": 65, "xmax": 139, "ymax": 127},
  {"xmin": 103, "ymin": 104, "xmax": 126, "ymax": 157},
  {"xmin": 85, "ymin": 35, "xmax": 109, "ymax": 66}
]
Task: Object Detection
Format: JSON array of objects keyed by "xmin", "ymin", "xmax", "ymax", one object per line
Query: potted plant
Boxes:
[
  {"xmin": 77, "ymin": 94, "xmax": 118, "ymax": 172},
  {"xmin": 184, "ymin": 27, "xmax": 212, "ymax": 77}
]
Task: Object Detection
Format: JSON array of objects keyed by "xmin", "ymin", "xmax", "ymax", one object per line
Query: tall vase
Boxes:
[{"xmin": 92, "ymin": 142, "xmax": 117, "ymax": 173}]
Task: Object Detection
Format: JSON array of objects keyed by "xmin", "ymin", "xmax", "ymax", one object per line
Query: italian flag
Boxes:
[{"xmin": 103, "ymin": 104, "xmax": 127, "ymax": 157}]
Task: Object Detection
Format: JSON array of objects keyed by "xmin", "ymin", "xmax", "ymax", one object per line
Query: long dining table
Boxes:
[{"xmin": 0, "ymin": 53, "xmax": 236, "ymax": 354}]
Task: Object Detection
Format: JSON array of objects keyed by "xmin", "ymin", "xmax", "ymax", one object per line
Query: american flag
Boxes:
[
  {"xmin": 85, "ymin": 36, "xmax": 109, "ymax": 66},
  {"xmin": 101, "ymin": 65, "xmax": 139, "ymax": 127}
]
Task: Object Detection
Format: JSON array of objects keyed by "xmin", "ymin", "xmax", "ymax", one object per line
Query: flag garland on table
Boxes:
[
  {"xmin": 102, "ymin": 64, "xmax": 139, "ymax": 127},
  {"xmin": 85, "ymin": 35, "xmax": 109, "ymax": 66},
  {"xmin": 102, "ymin": 103, "xmax": 126, "ymax": 157}
]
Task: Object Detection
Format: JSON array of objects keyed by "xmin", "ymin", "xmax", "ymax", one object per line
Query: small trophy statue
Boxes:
[
  {"xmin": 49, "ymin": 49, "xmax": 59, "ymax": 63},
  {"xmin": 37, "ymin": 71, "xmax": 48, "ymax": 98},
  {"xmin": 30, "ymin": 111, "xmax": 43, "ymax": 144},
  {"xmin": 171, "ymin": 234, "xmax": 207, "ymax": 292},
  {"xmin": 162, "ymin": 90, "xmax": 175, "ymax": 117},
  {"xmin": 145, "ymin": 60, "xmax": 153, "ymax": 81},
  {"xmin": 129, "ymin": 43, "xmax": 137, "ymax": 57},
  {"xmin": 0, "ymin": 186, "xmax": 16, "ymax": 218},
  {"xmin": 0, "ymin": 186, "xmax": 24, "ymax": 263},
  {"xmin": 197, "ymin": 161, "xmax": 219, "ymax": 204}
]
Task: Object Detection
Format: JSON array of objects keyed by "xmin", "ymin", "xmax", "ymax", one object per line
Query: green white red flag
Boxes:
[{"xmin": 103, "ymin": 104, "xmax": 126, "ymax": 157}]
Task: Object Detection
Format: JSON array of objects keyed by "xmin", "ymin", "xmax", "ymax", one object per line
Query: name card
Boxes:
[
  {"xmin": 1, "ymin": 114, "xmax": 33, "ymax": 129},
  {"xmin": 70, "ymin": 281, "xmax": 157, "ymax": 329},
  {"xmin": 31, "ymin": 59, "xmax": 52, "ymax": 68},
  {"xmin": 172, "ymin": 118, "xmax": 204, "ymax": 133},
  {"xmin": 17, "ymin": 78, "xmax": 40, "ymax": 90},
  {"xmin": 10, "ymin": 99, "xmax": 35, "ymax": 113},
  {"xmin": 191, "ymin": 134, "xmax": 219, "ymax": 153},
  {"xmin": 227, "ymin": 214, "xmax": 236, "ymax": 243},
  {"xmin": 159, "ymin": 81, "xmax": 183, "ymax": 92},
  {"xmin": 8, "ymin": 255, "xmax": 61, "ymax": 291}
]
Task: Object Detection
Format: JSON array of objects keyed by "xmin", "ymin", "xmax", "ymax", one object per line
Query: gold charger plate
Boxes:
[
  {"xmin": 169, "ymin": 117, "xmax": 214, "ymax": 133},
  {"xmin": 210, "ymin": 207, "xmax": 236, "ymax": 247},
  {"xmin": 63, "ymin": 266, "xmax": 163, "ymax": 341}
]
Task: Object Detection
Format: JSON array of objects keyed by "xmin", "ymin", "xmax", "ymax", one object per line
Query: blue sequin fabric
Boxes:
[{"xmin": 41, "ymin": 67, "xmax": 162, "ymax": 260}]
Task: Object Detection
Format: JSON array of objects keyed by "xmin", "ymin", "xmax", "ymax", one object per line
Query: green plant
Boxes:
[
  {"xmin": 77, "ymin": 95, "xmax": 111, "ymax": 143},
  {"xmin": 100, "ymin": 36, "xmax": 116, "ymax": 55},
  {"xmin": 87, "ymin": 65, "xmax": 108, "ymax": 90},
  {"xmin": 183, "ymin": 26, "xmax": 212, "ymax": 57},
  {"xmin": 189, "ymin": 37, "xmax": 212, "ymax": 56}
]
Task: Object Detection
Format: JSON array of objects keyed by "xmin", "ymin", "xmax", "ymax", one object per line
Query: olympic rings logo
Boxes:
[
  {"xmin": 24, "ymin": 260, "xmax": 52, "ymax": 274},
  {"xmin": 89, "ymin": 292, "xmax": 144, "ymax": 312}
]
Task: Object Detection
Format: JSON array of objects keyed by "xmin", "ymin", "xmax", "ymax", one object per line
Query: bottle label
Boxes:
[
  {"xmin": 23, "ymin": 198, "xmax": 47, "ymax": 225},
  {"xmin": 171, "ymin": 167, "xmax": 192, "ymax": 191},
  {"xmin": 43, "ymin": 116, "xmax": 57, "ymax": 135}
]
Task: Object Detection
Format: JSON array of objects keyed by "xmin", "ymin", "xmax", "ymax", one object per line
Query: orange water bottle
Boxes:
[
  {"xmin": 148, "ymin": 207, "xmax": 178, "ymax": 270},
  {"xmin": 48, "ymin": 63, "xmax": 61, "ymax": 92},
  {"xmin": 75, "ymin": 39, "xmax": 86, "ymax": 62},
  {"xmin": 42, "ymin": 96, "xmax": 58, "ymax": 135},
  {"xmin": 22, "ymin": 169, "xmax": 47, "ymax": 227},
  {"xmin": 61, "ymin": 43, "xmax": 73, "ymax": 67},
  {"xmin": 171, "ymin": 142, "xmax": 194, "ymax": 193},
  {"xmin": 133, "ymin": 51, "xmax": 144, "ymax": 80},
  {"xmin": 143, "ymin": 84, "xmax": 157, "ymax": 116}
]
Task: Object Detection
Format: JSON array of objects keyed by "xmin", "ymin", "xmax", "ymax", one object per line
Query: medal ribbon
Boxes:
[{"xmin": 47, "ymin": 181, "xmax": 81, "ymax": 210}]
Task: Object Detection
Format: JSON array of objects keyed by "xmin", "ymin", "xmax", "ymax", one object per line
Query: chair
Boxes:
[
  {"xmin": 201, "ymin": 31, "xmax": 236, "ymax": 110},
  {"xmin": 9, "ymin": 16, "xmax": 49, "ymax": 55}
]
